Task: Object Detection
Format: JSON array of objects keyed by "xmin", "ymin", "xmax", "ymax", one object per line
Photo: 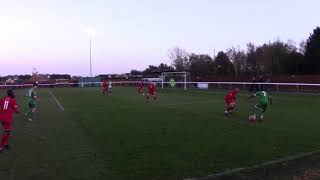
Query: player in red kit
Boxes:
[
  {"xmin": 146, "ymin": 81, "xmax": 157, "ymax": 103},
  {"xmin": 137, "ymin": 80, "xmax": 144, "ymax": 95},
  {"xmin": 0, "ymin": 90, "xmax": 19, "ymax": 153},
  {"xmin": 102, "ymin": 80, "xmax": 109, "ymax": 94},
  {"xmin": 224, "ymin": 88, "xmax": 239, "ymax": 116}
]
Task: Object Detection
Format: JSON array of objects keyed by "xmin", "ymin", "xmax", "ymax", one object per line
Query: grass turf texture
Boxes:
[{"xmin": 0, "ymin": 87, "xmax": 320, "ymax": 180}]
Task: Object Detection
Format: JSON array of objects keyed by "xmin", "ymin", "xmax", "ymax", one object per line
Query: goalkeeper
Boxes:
[{"xmin": 169, "ymin": 78, "xmax": 176, "ymax": 88}]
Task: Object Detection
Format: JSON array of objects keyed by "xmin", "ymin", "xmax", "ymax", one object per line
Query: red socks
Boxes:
[{"xmin": 0, "ymin": 133, "xmax": 10, "ymax": 147}]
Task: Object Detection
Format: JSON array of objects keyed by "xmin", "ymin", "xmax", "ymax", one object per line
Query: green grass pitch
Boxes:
[{"xmin": 0, "ymin": 87, "xmax": 320, "ymax": 180}]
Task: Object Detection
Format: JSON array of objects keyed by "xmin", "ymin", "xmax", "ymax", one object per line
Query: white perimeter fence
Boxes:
[{"xmin": 0, "ymin": 81, "xmax": 320, "ymax": 93}]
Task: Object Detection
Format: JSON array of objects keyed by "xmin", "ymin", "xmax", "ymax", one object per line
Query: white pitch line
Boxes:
[
  {"xmin": 49, "ymin": 91, "xmax": 65, "ymax": 111},
  {"xmin": 184, "ymin": 149, "xmax": 320, "ymax": 180}
]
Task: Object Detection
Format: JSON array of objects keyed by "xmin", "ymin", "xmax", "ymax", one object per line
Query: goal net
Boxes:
[{"xmin": 161, "ymin": 72, "xmax": 188, "ymax": 90}]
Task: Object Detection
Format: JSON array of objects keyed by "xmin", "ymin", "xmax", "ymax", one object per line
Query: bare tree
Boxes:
[
  {"xmin": 168, "ymin": 47, "xmax": 189, "ymax": 71},
  {"xmin": 287, "ymin": 39, "xmax": 297, "ymax": 52},
  {"xmin": 299, "ymin": 40, "xmax": 306, "ymax": 55},
  {"xmin": 31, "ymin": 68, "xmax": 40, "ymax": 82}
]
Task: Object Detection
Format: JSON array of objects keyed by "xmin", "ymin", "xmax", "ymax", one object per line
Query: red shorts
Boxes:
[
  {"xmin": 148, "ymin": 91, "xmax": 156, "ymax": 96},
  {"xmin": 103, "ymin": 87, "xmax": 109, "ymax": 92},
  {"xmin": 1, "ymin": 120, "xmax": 12, "ymax": 131},
  {"xmin": 138, "ymin": 87, "xmax": 143, "ymax": 93},
  {"xmin": 226, "ymin": 100, "xmax": 235, "ymax": 108}
]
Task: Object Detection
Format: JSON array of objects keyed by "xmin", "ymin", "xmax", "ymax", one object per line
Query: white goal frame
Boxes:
[{"xmin": 161, "ymin": 71, "xmax": 188, "ymax": 91}]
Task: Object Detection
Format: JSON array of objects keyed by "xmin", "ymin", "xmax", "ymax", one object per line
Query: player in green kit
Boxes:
[
  {"xmin": 24, "ymin": 84, "xmax": 40, "ymax": 122},
  {"xmin": 169, "ymin": 78, "xmax": 176, "ymax": 88},
  {"xmin": 248, "ymin": 91, "xmax": 272, "ymax": 122}
]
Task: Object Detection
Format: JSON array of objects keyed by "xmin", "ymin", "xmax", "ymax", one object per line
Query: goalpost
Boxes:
[{"xmin": 161, "ymin": 72, "xmax": 188, "ymax": 91}]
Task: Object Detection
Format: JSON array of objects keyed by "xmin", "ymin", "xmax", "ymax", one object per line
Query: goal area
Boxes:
[{"xmin": 161, "ymin": 72, "xmax": 188, "ymax": 90}]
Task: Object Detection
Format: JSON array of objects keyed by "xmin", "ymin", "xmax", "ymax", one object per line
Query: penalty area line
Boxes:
[
  {"xmin": 184, "ymin": 149, "xmax": 320, "ymax": 180},
  {"xmin": 49, "ymin": 91, "xmax": 65, "ymax": 112}
]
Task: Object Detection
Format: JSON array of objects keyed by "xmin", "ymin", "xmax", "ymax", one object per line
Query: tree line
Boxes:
[{"xmin": 135, "ymin": 27, "xmax": 320, "ymax": 77}]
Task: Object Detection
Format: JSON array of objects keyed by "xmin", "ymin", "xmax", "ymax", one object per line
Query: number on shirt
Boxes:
[
  {"xmin": 3, "ymin": 100, "xmax": 9, "ymax": 110},
  {"xmin": 262, "ymin": 91, "xmax": 267, "ymax": 96}
]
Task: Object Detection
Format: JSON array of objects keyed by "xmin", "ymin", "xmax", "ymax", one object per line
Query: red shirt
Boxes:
[
  {"xmin": 102, "ymin": 81, "xmax": 108, "ymax": 88},
  {"xmin": 0, "ymin": 96, "xmax": 19, "ymax": 122},
  {"xmin": 148, "ymin": 83, "xmax": 156, "ymax": 93},
  {"xmin": 138, "ymin": 81, "xmax": 143, "ymax": 88},
  {"xmin": 225, "ymin": 89, "xmax": 237, "ymax": 103}
]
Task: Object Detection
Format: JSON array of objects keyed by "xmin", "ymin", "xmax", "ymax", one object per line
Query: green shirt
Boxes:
[
  {"xmin": 28, "ymin": 88, "xmax": 37, "ymax": 103},
  {"xmin": 254, "ymin": 91, "xmax": 270, "ymax": 104},
  {"xmin": 169, "ymin": 79, "xmax": 176, "ymax": 88}
]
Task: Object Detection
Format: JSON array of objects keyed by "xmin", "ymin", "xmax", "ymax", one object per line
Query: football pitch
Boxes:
[{"xmin": 1, "ymin": 87, "xmax": 320, "ymax": 180}]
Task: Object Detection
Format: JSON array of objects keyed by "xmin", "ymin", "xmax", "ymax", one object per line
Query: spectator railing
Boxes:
[{"xmin": 1, "ymin": 81, "xmax": 320, "ymax": 93}]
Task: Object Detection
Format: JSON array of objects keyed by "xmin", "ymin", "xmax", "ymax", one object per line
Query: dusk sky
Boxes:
[{"xmin": 0, "ymin": 0, "xmax": 318, "ymax": 76}]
